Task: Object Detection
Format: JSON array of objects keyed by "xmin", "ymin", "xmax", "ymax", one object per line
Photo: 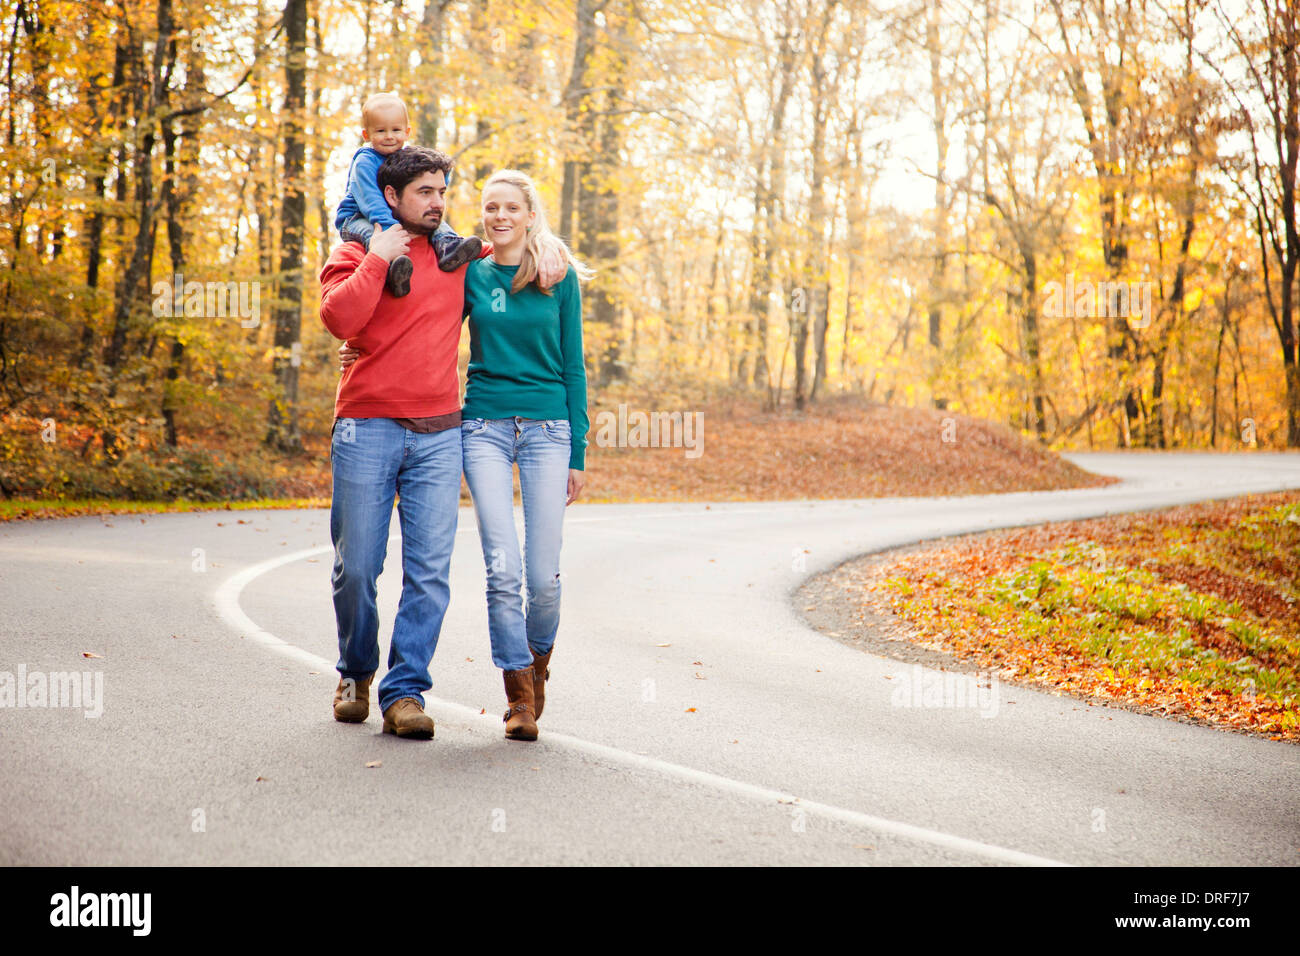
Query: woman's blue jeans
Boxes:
[
  {"xmin": 460, "ymin": 417, "xmax": 571, "ymax": 672},
  {"xmin": 330, "ymin": 417, "xmax": 462, "ymax": 712}
]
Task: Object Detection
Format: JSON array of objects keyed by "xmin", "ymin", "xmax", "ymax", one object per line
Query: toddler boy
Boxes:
[{"xmin": 334, "ymin": 92, "xmax": 482, "ymax": 297}]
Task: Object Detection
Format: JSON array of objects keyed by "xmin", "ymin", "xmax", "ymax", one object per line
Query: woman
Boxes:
[{"xmin": 341, "ymin": 168, "xmax": 591, "ymax": 742}]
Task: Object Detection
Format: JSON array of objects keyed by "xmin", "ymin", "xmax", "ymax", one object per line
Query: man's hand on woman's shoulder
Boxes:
[{"xmin": 536, "ymin": 236, "xmax": 568, "ymax": 288}]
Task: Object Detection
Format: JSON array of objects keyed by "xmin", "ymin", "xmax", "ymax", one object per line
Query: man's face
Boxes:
[{"xmin": 384, "ymin": 170, "xmax": 446, "ymax": 235}]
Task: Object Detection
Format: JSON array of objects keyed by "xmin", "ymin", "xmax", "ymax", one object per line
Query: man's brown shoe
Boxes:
[
  {"xmin": 503, "ymin": 667, "xmax": 538, "ymax": 741},
  {"xmin": 530, "ymin": 648, "xmax": 552, "ymax": 720},
  {"xmin": 382, "ymin": 697, "xmax": 435, "ymax": 739},
  {"xmin": 333, "ymin": 673, "xmax": 375, "ymax": 723}
]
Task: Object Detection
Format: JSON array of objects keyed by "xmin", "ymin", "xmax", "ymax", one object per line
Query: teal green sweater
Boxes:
[{"xmin": 462, "ymin": 257, "xmax": 589, "ymax": 470}]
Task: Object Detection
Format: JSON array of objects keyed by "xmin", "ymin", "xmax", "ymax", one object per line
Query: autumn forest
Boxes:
[{"xmin": 2, "ymin": 0, "xmax": 1298, "ymax": 502}]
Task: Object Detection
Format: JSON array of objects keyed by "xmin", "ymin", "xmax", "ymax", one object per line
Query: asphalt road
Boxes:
[{"xmin": 1, "ymin": 451, "xmax": 1298, "ymax": 865}]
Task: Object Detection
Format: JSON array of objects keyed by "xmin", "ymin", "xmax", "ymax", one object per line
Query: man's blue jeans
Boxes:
[
  {"xmin": 330, "ymin": 417, "xmax": 461, "ymax": 713},
  {"xmin": 460, "ymin": 417, "xmax": 571, "ymax": 672}
]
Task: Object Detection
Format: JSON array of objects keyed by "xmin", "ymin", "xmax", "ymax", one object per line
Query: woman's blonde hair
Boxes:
[{"xmin": 482, "ymin": 169, "xmax": 594, "ymax": 294}]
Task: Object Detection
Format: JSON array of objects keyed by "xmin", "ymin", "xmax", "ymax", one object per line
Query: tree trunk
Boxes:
[
  {"xmin": 1234, "ymin": 1, "xmax": 1300, "ymax": 445},
  {"xmin": 310, "ymin": 12, "xmax": 329, "ymax": 265},
  {"xmin": 161, "ymin": 29, "xmax": 203, "ymax": 447},
  {"xmin": 1022, "ymin": 251, "xmax": 1046, "ymax": 440},
  {"xmin": 161, "ymin": 115, "xmax": 184, "ymax": 448},
  {"xmin": 926, "ymin": 0, "xmax": 951, "ymax": 406},
  {"xmin": 1049, "ymin": 0, "xmax": 1141, "ymax": 443},
  {"xmin": 1149, "ymin": 193, "xmax": 1197, "ymax": 449},
  {"xmin": 76, "ymin": 38, "xmax": 131, "ymax": 368},
  {"xmin": 806, "ymin": 2, "xmax": 837, "ymax": 404},
  {"xmin": 101, "ymin": 0, "xmax": 174, "ymax": 459},
  {"xmin": 841, "ymin": 113, "xmax": 867, "ymax": 383},
  {"xmin": 416, "ymin": 0, "xmax": 447, "ymax": 147},
  {"xmin": 251, "ymin": 0, "xmax": 274, "ymax": 344},
  {"xmin": 569, "ymin": 0, "xmax": 625, "ymax": 385},
  {"xmin": 749, "ymin": 8, "xmax": 800, "ymax": 392},
  {"xmin": 560, "ymin": 0, "xmax": 599, "ymax": 243},
  {"xmin": 265, "ymin": 0, "xmax": 308, "ymax": 454}
]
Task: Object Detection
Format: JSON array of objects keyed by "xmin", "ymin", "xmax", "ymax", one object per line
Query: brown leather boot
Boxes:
[
  {"xmin": 530, "ymin": 648, "xmax": 552, "ymax": 719},
  {"xmin": 333, "ymin": 673, "xmax": 375, "ymax": 723},
  {"xmin": 502, "ymin": 667, "xmax": 538, "ymax": 741},
  {"xmin": 382, "ymin": 697, "xmax": 435, "ymax": 739}
]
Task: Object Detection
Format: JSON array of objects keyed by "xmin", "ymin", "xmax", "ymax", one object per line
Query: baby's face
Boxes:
[{"xmin": 362, "ymin": 103, "xmax": 410, "ymax": 155}]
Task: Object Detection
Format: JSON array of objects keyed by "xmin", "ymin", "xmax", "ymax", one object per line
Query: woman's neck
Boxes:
[{"xmin": 491, "ymin": 239, "xmax": 525, "ymax": 265}]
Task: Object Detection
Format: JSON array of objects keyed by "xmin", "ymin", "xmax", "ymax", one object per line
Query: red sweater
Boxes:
[{"xmin": 319, "ymin": 240, "xmax": 485, "ymax": 419}]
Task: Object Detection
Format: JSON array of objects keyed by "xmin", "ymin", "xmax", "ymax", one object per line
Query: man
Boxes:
[{"xmin": 319, "ymin": 146, "xmax": 563, "ymax": 739}]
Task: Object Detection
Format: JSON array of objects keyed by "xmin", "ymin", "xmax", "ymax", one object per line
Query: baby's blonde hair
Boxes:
[
  {"xmin": 483, "ymin": 168, "xmax": 594, "ymax": 294},
  {"xmin": 361, "ymin": 92, "xmax": 409, "ymax": 128}
]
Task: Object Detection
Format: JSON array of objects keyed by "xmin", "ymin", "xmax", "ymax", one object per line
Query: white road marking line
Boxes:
[
  {"xmin": 214, "ymin": 545, "xmax": 334, "ymax": 670},
  {"xmin": 213, "ymin": 542, "xmax": 1073, "ymax": 867},
  {"xmin": 522, "ymin": 727, "xmax": 1071, "ymax": 866}
]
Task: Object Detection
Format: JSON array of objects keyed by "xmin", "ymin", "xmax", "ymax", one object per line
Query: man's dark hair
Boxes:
[{"xmin": 377, "ymin": 146, "xmax": 454, "ymax": 198}]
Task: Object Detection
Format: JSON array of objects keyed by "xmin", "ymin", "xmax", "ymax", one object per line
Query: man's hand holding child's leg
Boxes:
[{"xmin": 370, "ymin": 223, "xmax": 415, "ymax": 298}]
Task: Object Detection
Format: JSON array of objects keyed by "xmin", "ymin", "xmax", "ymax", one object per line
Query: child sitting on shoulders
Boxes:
[{"xmin": 333, "ymin": 91, "xmax": 482, "ymax": 297}]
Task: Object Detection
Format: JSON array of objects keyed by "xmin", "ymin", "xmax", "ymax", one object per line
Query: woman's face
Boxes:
[{"xmin": 481, "ymin": 182, "xmax": 534, "ymax": 249}]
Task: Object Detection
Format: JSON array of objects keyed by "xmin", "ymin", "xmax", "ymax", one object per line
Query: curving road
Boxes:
[{"xmin": 1, "ymin": 451, "xmax": 1298, "ymax": 866}]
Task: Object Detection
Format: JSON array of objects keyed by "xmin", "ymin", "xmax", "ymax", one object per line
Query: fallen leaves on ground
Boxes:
[
  {"xmin": 2, "ymin": 393, "xmax": 1113, "ymax": 521},
  {"xmin": 826, "ymin": 492, "xmax": 1300, "ymax": 742},
  {"xmin": 581, "ymin": 394, "xmax": 1113, "ymax": 502}
]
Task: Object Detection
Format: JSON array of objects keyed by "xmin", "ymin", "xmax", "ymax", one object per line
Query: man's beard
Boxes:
[{"xmin": 400, "ymin": 210, "xmax": 441, "ymax": 236}]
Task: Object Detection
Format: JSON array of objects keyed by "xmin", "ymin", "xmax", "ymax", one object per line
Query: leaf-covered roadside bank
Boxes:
[
  {"xmin": 806, "ymin": 492, "xmax": 1300, "ymax": 742},
  {"xmin": 1, "ymin": 396, "xmax": 1114, "ymax": 520}
]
